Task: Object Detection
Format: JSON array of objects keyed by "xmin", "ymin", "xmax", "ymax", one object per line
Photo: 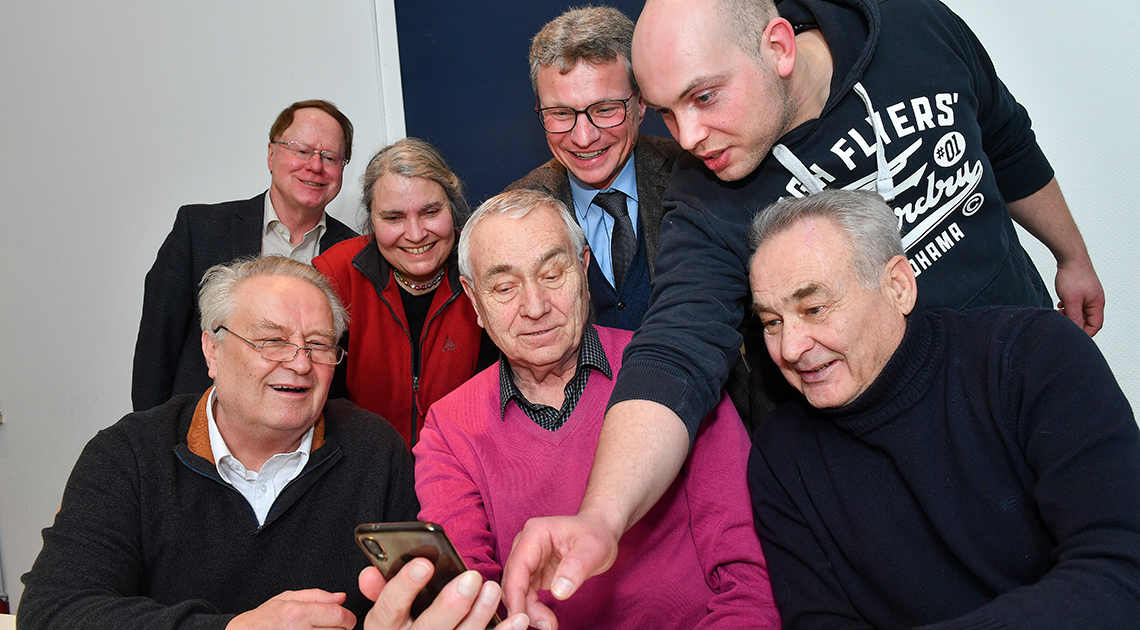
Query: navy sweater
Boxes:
[
  {"xmin": 749, "ymin": 306, "xmax": 1140, "ymax": 629},
  {"xmin": 612, "ymin": 0, "xmax": 1055, "ymax": 437}
]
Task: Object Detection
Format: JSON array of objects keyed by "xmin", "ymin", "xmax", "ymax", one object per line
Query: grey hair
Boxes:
[
  {"xmin": 529, "ymin": 6, "xmax": 637, "ymax": 95},
  {"xmin": 199, "ymin": 255, "xmax": 349, "ymax": 339},
  {"xmin": 748, "ymin": 190, "xmax": 904, "ymax": 289},
  {"xmin": 458, "ymin": 189, "xmax": 588, "ymax": 279},
  {"xmin": 360, "ymin": 137, "xmax": 469, "ymax": 233},
  {"xmin": 715, "ymin": 0, "xmax": 779, "ymax": 62}
]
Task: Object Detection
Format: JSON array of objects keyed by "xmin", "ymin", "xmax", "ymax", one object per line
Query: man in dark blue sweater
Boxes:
[{"xmin": 745, "ymin": 190, "xmax": 1140, "ymax": 629}]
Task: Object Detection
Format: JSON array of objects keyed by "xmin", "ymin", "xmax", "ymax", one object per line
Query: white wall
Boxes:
[
  {"xmin": 1, "ymin": 0, "xmax": 1137, "ymax": 612},
  {"xmin": 946, "ymin": 0, "xmax": 1140, "ymax": 403},
  {"xmin": 0, "ymin": 0, "xmax": 403, "ymax": 607}
]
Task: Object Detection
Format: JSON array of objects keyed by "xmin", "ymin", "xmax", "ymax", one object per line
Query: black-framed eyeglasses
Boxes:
[
  {"xmin": 214, "ymin": 325, "xmax": 346, "ymax": 365},
  {"xmin": 535, "ymin": 91, "xmax": 638, "ymax": 134},
  {"xmin": 271, "ymin": 140, "xmax": 347, "ymax": 167}
]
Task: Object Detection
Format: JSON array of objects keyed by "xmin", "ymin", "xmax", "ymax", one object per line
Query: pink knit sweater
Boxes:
[{"xmin": 414, "ymin": 326, "xmax": 780, "ymax": 629}]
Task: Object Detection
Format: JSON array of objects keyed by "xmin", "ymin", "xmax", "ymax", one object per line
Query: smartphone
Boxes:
[{"xmin": 355, "ymin": 521, "xmax": 501, "ymax": 628}]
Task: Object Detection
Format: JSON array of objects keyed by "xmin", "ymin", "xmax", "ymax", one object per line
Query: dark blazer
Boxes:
[
  {"xmin": 131, "ymin": 192, "xmax": 357, "ymax": 411},
  {"xmin": 505, "ymin": 134, "xmax": 681, "ymax": 283}
]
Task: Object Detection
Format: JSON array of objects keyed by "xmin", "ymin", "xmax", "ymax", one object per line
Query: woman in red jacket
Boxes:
[{"xmin": 314, "ymin": 138, "xmax": 497, "ymax": 450}]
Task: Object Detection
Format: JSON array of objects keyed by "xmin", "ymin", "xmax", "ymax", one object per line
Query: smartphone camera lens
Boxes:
[{"xmin": 362, "ymin": 537, "xmax": 386, "ymax": 560}]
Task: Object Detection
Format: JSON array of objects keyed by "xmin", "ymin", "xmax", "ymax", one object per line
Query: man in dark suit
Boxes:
[
  {"xmin": 506, "ymin": 6, "xmax": 682, "ymax": 331},
  {"xmin": 132, "ymin": 100, "xmax": 359, "ymax": 411}
]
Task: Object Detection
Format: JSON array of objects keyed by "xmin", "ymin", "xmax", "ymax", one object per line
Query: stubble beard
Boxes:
[{"xmin": 716, "ymin": 66, "xmax": 799, "ymax": 182}]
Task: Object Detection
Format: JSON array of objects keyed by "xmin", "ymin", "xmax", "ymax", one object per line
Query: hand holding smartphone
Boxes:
[{"xmin": 355, "ymin": 521, "xmax": 502, "ymax": 629}]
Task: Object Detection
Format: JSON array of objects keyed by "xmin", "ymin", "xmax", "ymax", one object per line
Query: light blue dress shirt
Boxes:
[{"xmin": 567, "ymin": 152, "xmax": 640, "ymax": 287}]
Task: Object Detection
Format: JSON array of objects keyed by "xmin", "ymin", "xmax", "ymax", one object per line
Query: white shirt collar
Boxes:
[
  {"xmin": 205, "ymin": 387, "xmax": 314, "ymax": 480},
  {"xmin": 567, "ymin": 148, "xmax": 640, "ymax": 219}
]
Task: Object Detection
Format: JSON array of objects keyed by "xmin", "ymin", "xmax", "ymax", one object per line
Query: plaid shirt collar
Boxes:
[{"xmin": 498, "ymin": 324, "xmax": 611, "ymax": 431}]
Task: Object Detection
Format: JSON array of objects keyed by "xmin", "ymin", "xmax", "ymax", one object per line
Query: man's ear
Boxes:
[
  {"xmin": 459, "ymin": 276, "xmax": 486, "ymax": 330},
  {"xmin": 267, "ymin": 142, "xmax": 276, "ymax": 173},
  {"xmin": 581, "ymin": 244, "xmax": 591, "ymax": 273},
  {"xmin": 762, "ymin": 17, "xmax": 798, "ymax": 78},
  {"xmin": 883, "ymin": 255, "xmax": 918, "ymax": 316},
  {"xmin": 202, "ymin": 330, "xmax": 219, "ymax": 379}
]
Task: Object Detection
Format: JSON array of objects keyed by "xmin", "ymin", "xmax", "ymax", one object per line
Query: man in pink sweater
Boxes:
[{"xmin": 413, "ymin": 189, "xmax": 780, "ymax": 630}]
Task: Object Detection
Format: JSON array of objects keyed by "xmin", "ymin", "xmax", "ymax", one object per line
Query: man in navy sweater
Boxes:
[{"xmin": 745, "ymin": 190, "xmax": 1140, "ymax": 629}]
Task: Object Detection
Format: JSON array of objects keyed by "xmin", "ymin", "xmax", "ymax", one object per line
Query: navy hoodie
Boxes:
[{"xmin": 612, "ymin": 0, "xmax": 1055, "ymax": 436}]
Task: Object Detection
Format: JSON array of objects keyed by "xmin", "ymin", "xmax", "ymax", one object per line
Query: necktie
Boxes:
[{"xmin": 593, "ymin": 190, "xmax": 635, "ymax": 291}]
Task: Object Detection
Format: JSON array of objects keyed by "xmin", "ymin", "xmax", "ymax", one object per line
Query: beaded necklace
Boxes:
[{"xmin": 393, "ymin": 267, "xmax": 445, "ymax": 292}]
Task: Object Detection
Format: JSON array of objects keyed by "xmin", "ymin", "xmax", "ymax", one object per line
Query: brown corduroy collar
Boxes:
[{"xmin": 186, "ymin": 387, "xmax": 326, "ymax": 462}]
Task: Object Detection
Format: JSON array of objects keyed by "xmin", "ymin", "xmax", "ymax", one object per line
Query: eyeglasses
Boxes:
[
  {"xmin": 535, "ymin": 91, "xmax": 638, "ymax": 134},
  {"xmin": 271, "ymin": 140, "xmax": 347, "ymax": 167},
  {"xmin": 214, "ymin": 326, "xmax": 346, "ymax": 365}
]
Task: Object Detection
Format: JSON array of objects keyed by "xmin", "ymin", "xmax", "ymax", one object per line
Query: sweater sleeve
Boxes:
[
  {"xmin": 610, "ymin": 168, "xmax": 756, "ymax": 441},
  {"xmin": 18, "ymin": 428, "xmax": 235, "ymax": 630},
  {"xmin": 132, "ymin": 207, "xmax": 198, "ymax": 412},
  {"xmin": 413, "ymin": 406, "xmax": 503, "ymax": 583},
  {"xmin": 946, "ymin": 5, "xmax": 1053, "ymax": 203},
  {"xmin": 686, "ymin": 395, "xmax": 782, "ymax": 629},
  {"xmin": 917, "ymin": 312, "xmax": 1140, "ymax": 630}
]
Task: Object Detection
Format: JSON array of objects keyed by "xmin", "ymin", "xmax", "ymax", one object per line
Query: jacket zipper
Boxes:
[
  {"xmin": 365, "ymin": 260, "xmax": 463, "ymax": 449},
  {"xmin": 411, "ymin": 287, "xmax": 461, "ymax": 447}
]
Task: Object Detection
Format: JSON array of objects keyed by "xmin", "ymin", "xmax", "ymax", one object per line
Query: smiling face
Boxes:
[
  {"xmin": 460, "ymin": 205, "xmax": 590, "ymax": 378},
  {"xmin": 536, "ymin": 58, "xmax": 645, "ymax": 190},
  {"xmin": 371, "ymin": 174, "xmax": 456, "ymax": 289},
  {"xmin": 749, "ymin": 218, "xmax": 915, "ymax": 408},
  {"xmin": 633, "ymin": 0, "xmax": 794, "ymax": 181},
  {"xmin": 267, "ymin": 107, "xmax": 346, "ymax": 217},
  {"xmin": 203, "ymin": 274, "xmax": 337, "ymax": 447}
]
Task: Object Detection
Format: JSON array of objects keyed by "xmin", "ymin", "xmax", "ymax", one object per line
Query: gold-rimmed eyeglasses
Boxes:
[
  {"xmin": 271, "ymin": 140, "xmax": 347, "ymax": 167},
  {"xmin": 214, "ymin": 326, "xmax": 346, "ymax": 365}
]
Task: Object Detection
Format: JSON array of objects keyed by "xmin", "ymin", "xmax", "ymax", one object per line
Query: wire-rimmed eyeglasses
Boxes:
[
  {"xmin": 271, "ymin": 140, "xmax": 347, "ymax": 167},
  {"xmin": 214, "ymin": 325, "xmax": 346, "ymax": 365}
]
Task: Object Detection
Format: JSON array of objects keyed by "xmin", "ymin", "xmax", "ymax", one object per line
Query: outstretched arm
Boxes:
[{"xmin": 1005, "ymin": 178, "xmax": 1103, "ymax": 335}]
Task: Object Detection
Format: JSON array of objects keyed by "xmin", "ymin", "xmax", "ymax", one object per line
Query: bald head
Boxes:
[
  {"xmin": 635, "ymin": 0, "xmax": 777, "ymax": 77},
  {"xmin": 632, "ymin": 0, "xmax": 796, "ymax": 181},
  {"xmin": 632, "ymin": 0, "xmax": 714, "ymax": 110}
]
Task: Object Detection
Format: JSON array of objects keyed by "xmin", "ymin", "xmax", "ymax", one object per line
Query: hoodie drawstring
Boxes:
[{"xmin": 772, "ymin": 81, "xmax": 897, "ymax": 202}]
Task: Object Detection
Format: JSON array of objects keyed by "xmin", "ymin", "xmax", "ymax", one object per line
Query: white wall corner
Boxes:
[{"xmin": 372, "ymin": 0, "xmax": 407, "ymax": 144}]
